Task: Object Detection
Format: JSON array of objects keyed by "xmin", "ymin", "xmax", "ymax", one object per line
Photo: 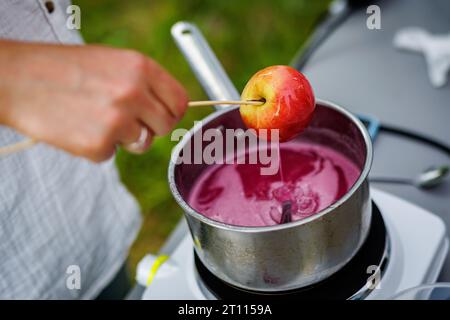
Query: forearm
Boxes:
[
  {"xmin": 0, "ymin": 40, "xmax": 81, "ymax": 127},
  {"xmin": 0, "ymin": 40, "xmax": 25, "ymax": 126},
  {"xmin": 0, "ymin": 40, "xmax": 187, "ymax": 161}
]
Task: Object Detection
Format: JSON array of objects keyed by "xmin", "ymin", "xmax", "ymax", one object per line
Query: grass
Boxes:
[{"xmin": 73, "ymin": 0, "xmax": 330, "ymax": 276}]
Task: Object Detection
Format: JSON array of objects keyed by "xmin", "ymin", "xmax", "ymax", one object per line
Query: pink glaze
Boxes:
[{"xmin": 188, "ymin": 142, "xmax": 361, "ymax": 227}]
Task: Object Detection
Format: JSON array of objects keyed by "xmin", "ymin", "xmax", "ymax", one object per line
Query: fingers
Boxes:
[
  {"xmin": 144, "ymin": 59, "xmax": 189, "ymax": 120},
  {"xmin": 121, "ymin": 123, "xmax": 153, "ymax": 155},
  {"xmin": 117, "ymin": 118, "xmax": 143, "ymax": 145},
  {"xmin": 138, "ymin": 89, "xmax": 178, "ymax": 136},
  {"xmin": 117, "ymin": 120, "xmax": 153, "ymax": 154},
  {"xmin": 126, "ymin": 57, "xmax": 188, "ymax": 138},
  {"xmin": 113, "ymin": 55, "xmax": 187, "ymax": 137},
  {"xmin": 86, "ymin": 54, "xmax": 188, "ymax": 160}
]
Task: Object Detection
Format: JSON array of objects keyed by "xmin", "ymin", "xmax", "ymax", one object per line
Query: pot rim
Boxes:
[{"xmin": 168, "ymin": 98, "xmax": 373, "ymax": 233}]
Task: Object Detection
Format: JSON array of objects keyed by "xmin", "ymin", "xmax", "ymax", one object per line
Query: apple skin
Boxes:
[{"xmin": 240, "ymin": 65, "xmax": 315, "ymax": 142}]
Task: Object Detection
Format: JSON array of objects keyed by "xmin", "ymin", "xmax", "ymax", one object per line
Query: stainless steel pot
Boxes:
[{"xmin": 168, "ymin": 22, "xmax": 373, "ymax": 292}]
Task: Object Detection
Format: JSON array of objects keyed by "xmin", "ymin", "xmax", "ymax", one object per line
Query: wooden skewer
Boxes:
[
  {"xmin": 0, "ymin": 138, "xmax": 36, "ymax": 156},
  {"xmin": 0, "ymin": 100, "xmax": 265, "ymax": 156},
  {"xmin": 188, "ymin": 100, "xmax": 264, "ymax": 107}
]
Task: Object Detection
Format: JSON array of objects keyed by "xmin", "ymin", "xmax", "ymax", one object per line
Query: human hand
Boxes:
[{"xmin": 0, "ymin": 41, "xmax": 188, "ymax": 162}]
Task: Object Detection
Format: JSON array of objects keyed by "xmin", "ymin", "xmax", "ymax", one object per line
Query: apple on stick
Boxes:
[{"xmin": 240, "ymin": 65, "xmax": 315, "ymax": 142}]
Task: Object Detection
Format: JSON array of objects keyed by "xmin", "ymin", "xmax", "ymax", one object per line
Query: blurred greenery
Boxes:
[{"xmin": 73, "ymin": 0, "xmax": 330, "ymax": 275}]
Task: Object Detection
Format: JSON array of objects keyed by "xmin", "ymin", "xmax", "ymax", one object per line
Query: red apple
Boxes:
[{"xmin": 240, "ymin": 65, "xmax": 315, "ymax": 142}]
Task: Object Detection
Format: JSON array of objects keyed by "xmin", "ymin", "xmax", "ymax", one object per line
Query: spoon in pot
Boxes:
[
  {"xmin": 370, "ymin": 165, "xmax": 449, "ymax": 189},
  {"xmin": 280, "ymin": 201, "xmax": 293, "ymax": 224}
]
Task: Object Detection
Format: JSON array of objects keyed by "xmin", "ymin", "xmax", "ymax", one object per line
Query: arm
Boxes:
[{"xmin": 0, "ymin": 40, "xmax": 188, "ymax": 161}]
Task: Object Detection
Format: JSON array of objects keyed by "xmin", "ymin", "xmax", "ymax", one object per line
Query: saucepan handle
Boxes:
[{"xmin": 171, "ymin": 21, "xmax": 241, "ymax": 109}]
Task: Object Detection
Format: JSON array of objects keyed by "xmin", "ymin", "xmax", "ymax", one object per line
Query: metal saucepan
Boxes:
[{"xmin": 168, "ymin": 21, "xmax": 373, "ymax": 292}]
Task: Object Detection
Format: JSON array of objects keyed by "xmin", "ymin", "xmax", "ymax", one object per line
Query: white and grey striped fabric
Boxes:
[{"xmin": 0, "ymin": 0, "xmax": 142, "ymax": 299}]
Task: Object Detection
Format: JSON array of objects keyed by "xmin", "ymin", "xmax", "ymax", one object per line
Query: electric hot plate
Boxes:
[{"xmin": 194, "ymin": 201, "xmax": 388, "ymax": 300}]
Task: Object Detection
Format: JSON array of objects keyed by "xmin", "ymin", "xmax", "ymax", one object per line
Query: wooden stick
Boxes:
[
  {"xmin": 0, "ymin": 100, "xmax": 264, "ymax": 155},
  {"xmin": 0, "ymin": 138, "xmax": 36, "ymax": 156},
  {"xmin": 188, "ymin": 100, "xmax": 264, "ymax": 107}
]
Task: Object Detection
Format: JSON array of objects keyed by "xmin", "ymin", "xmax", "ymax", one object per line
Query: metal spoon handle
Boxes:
[
  {"xmin": 171, "ymin": 22, "xmax": 241, "ymax": 109},
  {"xmin": 369, "ymin": 177, "xmax": 414, "ymax": 185}
]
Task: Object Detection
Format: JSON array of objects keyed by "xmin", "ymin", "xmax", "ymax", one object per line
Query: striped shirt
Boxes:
[{"xmin": 0, "ymin": 0, "xmax": 142, "ymax": 299}]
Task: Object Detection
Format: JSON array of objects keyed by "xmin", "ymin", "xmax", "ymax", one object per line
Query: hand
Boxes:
[{"xmin": 0, "ymin": 41, "xmax": 188, "ymax": 162}]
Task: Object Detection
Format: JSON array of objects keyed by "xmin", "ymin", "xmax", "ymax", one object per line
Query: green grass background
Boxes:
[{"xmin": 73, "ymin": 0, "xmax": 330, "ymax": 275}]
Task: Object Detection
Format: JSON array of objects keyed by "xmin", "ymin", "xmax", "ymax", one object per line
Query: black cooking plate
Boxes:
[{"xmin": 194, "ymin": 201, "xmax": 387, "ymax": 300}]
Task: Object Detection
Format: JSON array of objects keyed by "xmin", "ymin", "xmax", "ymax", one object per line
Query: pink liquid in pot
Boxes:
[{"xmin": 187, "ymin": 142, "xmax": 361, "ymax": 227}]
